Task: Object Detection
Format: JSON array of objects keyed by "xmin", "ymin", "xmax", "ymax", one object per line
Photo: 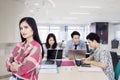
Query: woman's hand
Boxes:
[
  {"xmin": 10, "ymin": 62, "xmax": 19, "ymax": 71},
  {"xmin": 10, "ymin": 63, "xmax": 16, "ymax": 71}
]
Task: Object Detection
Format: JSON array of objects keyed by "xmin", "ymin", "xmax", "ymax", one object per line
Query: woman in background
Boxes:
[
  {"xmin": 43, "ymin": 33, "xmax": 58, "ymax": 55},
  {"xmin": 6, "ymin": 17, "xmax": 44, "ymax": 80}
]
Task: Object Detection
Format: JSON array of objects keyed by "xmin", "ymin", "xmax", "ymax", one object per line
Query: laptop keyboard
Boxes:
[{"xmin": 45, "ymin": 60, "xmax": 55, "ymax": 64}]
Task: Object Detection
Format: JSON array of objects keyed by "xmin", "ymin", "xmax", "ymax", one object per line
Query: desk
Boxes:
[{"xmin": 38, "ymin": 65, "xmax": 108, "ymax": 80}]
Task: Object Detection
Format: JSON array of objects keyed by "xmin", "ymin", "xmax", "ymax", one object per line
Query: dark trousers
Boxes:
[{"xmin": 12, "ymin": 74, "xmax": 24, "ymax": 80}]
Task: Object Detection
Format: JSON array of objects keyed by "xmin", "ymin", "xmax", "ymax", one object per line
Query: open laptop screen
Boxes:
[
  {"xmin": 68, "ymin": 50, "xmax": 86, "ymax": 60},
  {"xmin": 47, "ymin": 49, "xmax": 63, "ymax": 60}
]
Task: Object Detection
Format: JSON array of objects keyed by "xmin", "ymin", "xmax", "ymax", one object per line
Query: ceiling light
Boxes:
[
  {"xmin": 62, "ymin": 17, "xmax": 78, "ymax": 20},
  {"xmin": 30, "ymin": 10, "xmax": 34, "ymax": 13},
  {"xmin": 80, "ymin": 6, "xmax": 101, "ymax": 9},
  {"xmin": 34, "ymin": 3, "xmax": 39, "ymax": 6},
  {"xmin": 70, "ymin": 12, "xmax": 90, "ymax": 15},
  {"xmin": 48, "ymin": 0, "xmax": 55, "ymax": 7},
  {"xmin": 110, "ymin": 21, "xmax": 120, "ymax": 24}
]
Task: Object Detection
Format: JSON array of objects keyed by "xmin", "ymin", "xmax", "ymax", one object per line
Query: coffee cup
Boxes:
[{"xmin": 75, "ymin": 59, "xmax": 82, "ymax": 66}]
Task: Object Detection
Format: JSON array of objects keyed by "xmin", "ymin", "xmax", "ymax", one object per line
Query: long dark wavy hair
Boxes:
[
  {"xmin": 19, "ymin": 17, "xmax": 44, "ymax": 58},
  {"xmin": 45, "ymin": 33, "xmax": 57, "ymax": 49}
]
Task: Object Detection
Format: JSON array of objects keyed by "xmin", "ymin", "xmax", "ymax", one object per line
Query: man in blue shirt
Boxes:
[{"xmin": 64, "ymin": 31, "xmax": 86, "ymax": 57}]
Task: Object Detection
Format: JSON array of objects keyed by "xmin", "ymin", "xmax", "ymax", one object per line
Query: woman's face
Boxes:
[
  {"xmin": 20, "ymin": 21, "xmax": 33, "ymax": 39},
  {"xmin": 48, "ymin": 37, "xmax": 55, "ymax": 46}
]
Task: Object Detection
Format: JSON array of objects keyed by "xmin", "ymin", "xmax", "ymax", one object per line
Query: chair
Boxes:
[
  {"xmin": 110, "ymin": 51, "xmax": 119, "ymax": 71},
  {"xmin": 115, "ymin": 60, "xmax": 120, "ymax": 80}
]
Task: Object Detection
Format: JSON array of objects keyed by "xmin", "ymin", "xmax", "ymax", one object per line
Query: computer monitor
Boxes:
[
  {"xmin": 47, "ymin": 49, "xmax": 63, "ymax": 60},
  {"xmin": 68, "ymin": 50, "xmax": 86, "ymax": 60}
]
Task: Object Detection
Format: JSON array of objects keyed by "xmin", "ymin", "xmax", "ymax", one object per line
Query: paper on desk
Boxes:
[
  {"xmin": 40, "ymin": 68, "xmax": 58, "ymax": 73},
  {"xmin": 78, "ymin": 67, "xmax": 102, "ymax": 72},
  {"xmin": 39, "ymin": 64, "xmax": 59, "ymax": 73},
  {"xmin": 40, "ymin": 64, "xmax": 57, "ymax": 69}
]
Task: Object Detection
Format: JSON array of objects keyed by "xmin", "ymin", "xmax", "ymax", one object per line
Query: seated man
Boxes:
[
  {"xmin": 83, "ymin": 32, "xmax": 114, "ymax": 80},
  {"xmin": 64, "ymin": 31, "xmax": 86, "ymax": 57}
]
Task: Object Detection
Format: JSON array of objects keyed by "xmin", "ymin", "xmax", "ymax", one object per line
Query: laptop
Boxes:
[
  {"xmin": 45, "ymin": 49, "xmax": 63, "ymax": 64},
  {"xmin": 68, "ymin": 50, "xmax": 86, "ymax": 60}
]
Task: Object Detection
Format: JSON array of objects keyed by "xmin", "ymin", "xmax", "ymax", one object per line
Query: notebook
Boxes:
[
  {"xmin": 78, "ymin": 67, "xmax": 102, "ymax": 72},
  {"xmin": 61, "ymin": 60, "xmax": 75, "ymax": 66},
  {"xmin": 68, "ymin": 50, "xmax": 86, "ymax": 60}
]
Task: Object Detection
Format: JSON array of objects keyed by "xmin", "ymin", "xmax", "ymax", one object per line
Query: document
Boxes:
[
  {"xmin": 78, "ymin": 67, "xmax": 102, "ymax": 72},
  {"xmin": 40, "ymin": 64, "xmax": 57, "ymax": 68},
  {"xmin": 39, "ymin": 64, "xmax": 59, "ymax": 73}
]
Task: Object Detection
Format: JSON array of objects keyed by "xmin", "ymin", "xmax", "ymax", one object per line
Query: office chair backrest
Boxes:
[
  {"xmin": 110, "ymin": 51, "xmax": 119, "ymax": 71},
  {"xmin": 115, "ymin": 60, "xmax": 120, "ymax": 80}
]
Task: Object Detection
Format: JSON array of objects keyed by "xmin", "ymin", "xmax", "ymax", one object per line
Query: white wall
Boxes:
[
  {"xmin": 0, "ymin": 0, "xmax": 25, "ymax": 43},
  {"xmin": 102, "ymin": 23, "xmax": 120, "ymax": 55}
]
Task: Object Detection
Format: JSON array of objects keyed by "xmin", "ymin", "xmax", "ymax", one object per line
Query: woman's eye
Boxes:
[{"xmin": 24, "ymin": 26, "xmax": 28, "ymax": 29}]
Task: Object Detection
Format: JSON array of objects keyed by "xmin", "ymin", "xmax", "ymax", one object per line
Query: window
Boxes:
[
  {"xmin": 38, "ymin": 25, "xmax": 90, "ymax": 43},
  {"xmin": 38, "ymin": 26, "xmax": 49, "ymax": 43},
  {"xmin": 67, "ymin": 25, "xmax": 89, "ymax": 41},
  {"xmin": 38, "ymin": 25, "xmax": 62, "ymax": 43},
  {"xmin": 115, "ymin": 31, "xmax": 120, "ymax": 41}
]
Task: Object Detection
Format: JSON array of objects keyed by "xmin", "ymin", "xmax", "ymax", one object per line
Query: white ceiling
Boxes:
[{"xmin": 2, "ymin": 0, "xmax": 120, "ymax": 24}]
